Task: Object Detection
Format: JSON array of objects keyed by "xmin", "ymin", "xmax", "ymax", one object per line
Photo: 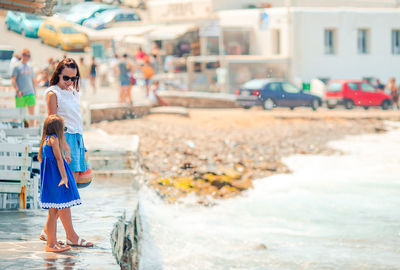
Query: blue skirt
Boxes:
[{"xmin": 65, "ymin": 133, "xmax": 86, "ymax": 172}]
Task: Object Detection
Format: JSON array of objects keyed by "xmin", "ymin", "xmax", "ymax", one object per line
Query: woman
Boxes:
[
  {"xmin": 41, "ymin": 58, "xmax": 93, "ymax": 247},
  {"xmin": 386, "ymin": 77, "xmax": 399, "ymax": 109},
  {"xmin": 89, "ymin": 56, "xmax": 97, "ymax": 94},
  {"xmin": 116, "ymin": 53, "xmax": 133, "ymax": 104}
]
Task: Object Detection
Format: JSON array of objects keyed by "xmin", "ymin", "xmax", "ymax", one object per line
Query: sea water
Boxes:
[{"xmin": 138, "ymin": 123, "xmax": 400, "ymax": 270}]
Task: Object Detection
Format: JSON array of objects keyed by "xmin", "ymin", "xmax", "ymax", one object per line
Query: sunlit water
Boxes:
[{"xmin": 138, "ymin": 123, "xmax": 400, "ymax": 270}]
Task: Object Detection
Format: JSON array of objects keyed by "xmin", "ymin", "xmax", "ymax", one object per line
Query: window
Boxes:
[
  {"xmin": 45, "ymin": 24, "xmax": 56, "ymax": 32},
  {"xmin": 272, "ymin": 29, "xmax": 281, "ymax": 55},
  {"xmin": 327, "ymin": 83, "xmax": 342, "ymax": 92},
  {"xmin": 223, "ymin": 29, "xmax": 250, "ymax": 55},
  {"xmin": 357, "ymin": 29, "xmax": 370, "ymax": 54},
  {"xmin": 281, "ymin": 83, "xmax": 300, "ymax": 93},
  {"xmin": 242, "ymin": 79, "xmax": 269, "ymax": 89},
  {"xmin": 324, "ymin": 29, "xmax": 336, "ymax": 55},
  {"xmin": 267, "ymin": 82, "xmax": 281, "ymax": 91},
  {"xmin": 392, "ymin": 30, "xmax": 400, "ymax": 55},
  {"xmin": 347, "ymin": 83, "xmax": 359, "ymax": 90},
  {"xmin": 361, "ymin": 83, "xmax": 376, "ymax": 92}
]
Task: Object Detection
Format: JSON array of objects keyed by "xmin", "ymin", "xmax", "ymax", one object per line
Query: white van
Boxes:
[{"xmin": 0, "ymin": 46, "xmax": 14, "ymax": 79}]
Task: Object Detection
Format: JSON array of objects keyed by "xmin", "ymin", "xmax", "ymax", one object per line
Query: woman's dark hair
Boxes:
[
  {"xmin": 38, "ymin": 115, "xmax": 65, "ymax": 162},
  {"xmin": 49, "ymin": 58, "xmax": 80, "ymax": 91}
]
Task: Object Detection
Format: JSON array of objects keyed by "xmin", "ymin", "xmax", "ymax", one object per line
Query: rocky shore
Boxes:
[{"xmin": 93, "ymin": 109, "xmax": 386, "ymax": 204}]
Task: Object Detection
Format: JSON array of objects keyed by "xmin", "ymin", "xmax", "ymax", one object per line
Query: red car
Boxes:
[{"xmin": 325, "ymin": 80, "xmax": 392, "ymax": 110}]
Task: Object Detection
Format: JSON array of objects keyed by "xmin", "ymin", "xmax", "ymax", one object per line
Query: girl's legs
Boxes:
[
  {"xmin": 45, "ymin": 208, "xmax": 70, "ymax": 252},
  {"xmin": 43, "ymin": 172, "xmax": 93, "ymax": 247}
]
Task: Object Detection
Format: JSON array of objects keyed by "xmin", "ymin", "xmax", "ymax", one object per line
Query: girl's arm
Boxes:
[
  {"xmin": 46, "ymin": 92, "xmax": 71, "ymax": 163},
  {"xmin": 49, "ymin": 136, "xmax": 69, "ymax": 188}
]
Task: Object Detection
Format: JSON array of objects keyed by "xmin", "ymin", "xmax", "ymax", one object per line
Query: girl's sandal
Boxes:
[
  {"xmin": 40, "ymin": 230, "xmax": 65, "ymax": 245},
  {"xmin": 66, "ymin": 237, "xmax": 93, "ymax": 247},
  {"xmin": 45, "ymin": 244, "xmax": 71, "ymax": 253}
]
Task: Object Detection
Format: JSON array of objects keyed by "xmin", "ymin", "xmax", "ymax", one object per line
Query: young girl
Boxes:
[{"xmin": 38, "ymin": 115, "xmax": 82, "ymax": 252}]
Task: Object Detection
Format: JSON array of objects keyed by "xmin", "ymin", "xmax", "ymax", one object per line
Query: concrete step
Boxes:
[
  {"xmin": 93, "ymin": 169, "xmax": 140, "ymax": 179},
  {"xmin": 90, "ymin": 155, "xmax": 138, "ymax": 170},
  {"xmin": 149, "ymin": 106, "xmax": 189, "ymax": 116}
]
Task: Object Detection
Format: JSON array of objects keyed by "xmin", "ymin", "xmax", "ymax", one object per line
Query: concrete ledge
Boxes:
[
  {"xmin": 158, "ymin": 91, "xmax": 240, "ymax": 108},
  {"xmin": 90, "ymin": 104, "xmax": 151, "ymax": 123}
]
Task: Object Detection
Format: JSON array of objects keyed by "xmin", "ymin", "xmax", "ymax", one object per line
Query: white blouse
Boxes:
[{"xmin": 45, "ymin": 85, "xmax": 83, "ymax": 134}]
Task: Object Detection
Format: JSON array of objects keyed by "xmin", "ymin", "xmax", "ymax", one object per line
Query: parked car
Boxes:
[
  {"xmin": 5, "ymin": 11, "xmax": 44, "ymax": 38},
  {"xmin": 236, "ymin": 79, "xmax": 322, "ymax": 110},
  {"xmin": 63, "ymin": 2, "xmax": 118, "ymax": 25},
  {"xmin": 0, "ymin": 46, "xmax": 14, "ymax": 79},
  {"xmin": 325, "ymin": 80, "xmax": 392, "ymax": 110},
  {"xmin": 83, "ymin": 9, "xmax": 140, "ymax": 30},
  {"xmin": 38, "ymin": 19, "xmax": 88, "ymax": 51}
]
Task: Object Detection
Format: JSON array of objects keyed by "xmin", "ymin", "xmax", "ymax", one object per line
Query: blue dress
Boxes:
[{"xmin": 40, "ymin": 135, "xmax": 82, "ymax": 209}]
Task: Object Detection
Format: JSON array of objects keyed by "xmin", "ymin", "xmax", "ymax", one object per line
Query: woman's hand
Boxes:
[
  {"xmin": 58, "ymin": 177, "xmax": 69, "ymax": 188},
  {"xmin": 65, "ymin": 149, "xmax": 72, "ymax": 164}
]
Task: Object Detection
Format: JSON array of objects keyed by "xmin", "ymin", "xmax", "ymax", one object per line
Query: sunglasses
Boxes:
[
  {"xmin": 23, "ymin": 54, "xmax": 30, "ymax": 57},
  {"xmin": 61, "ymin": 75, "xmax": 78, "ymax": 82}
]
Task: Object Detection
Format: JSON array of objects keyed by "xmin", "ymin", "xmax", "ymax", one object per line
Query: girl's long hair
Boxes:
[
  {"xmin": 49, "ymin": 58, "xmax": 80, "ymax": 91},
  {"xmin": 38, "ymin": 115, "xmax": 65, "ymax": 162}
]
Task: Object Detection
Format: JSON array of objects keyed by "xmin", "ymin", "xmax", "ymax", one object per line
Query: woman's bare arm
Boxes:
[{"xmin": 46, "ymin": 91, "xmax": 71, "ymax": 163}]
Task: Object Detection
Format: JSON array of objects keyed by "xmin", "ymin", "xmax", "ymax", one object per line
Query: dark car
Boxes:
[{"xmin": 236, "ymin": 79, "xmax": 322, "ymax": 110}]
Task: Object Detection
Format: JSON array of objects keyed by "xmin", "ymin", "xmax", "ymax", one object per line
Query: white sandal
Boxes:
[
  {"xmin": 66, "ymin": 237, "xmax": 93, "ymax": 247},
  {"xmin": 40, "ymin": 230, "xmax": 65, "ymax": 245}
]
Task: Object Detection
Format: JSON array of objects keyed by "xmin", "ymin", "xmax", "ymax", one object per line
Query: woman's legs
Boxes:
[
  {"xmin": 119, "ymin": 85, "xmax": 124, "ymax": 103},
  {"xmin": 127, "ymin": 85, "xmax": 132, "ymax": 105},
  {"xmin": 90, "ymin": 76, "xmax": 96, "ymax": 94}
]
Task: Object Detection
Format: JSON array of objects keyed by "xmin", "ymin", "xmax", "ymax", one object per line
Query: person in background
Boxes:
[
  {"xmin": 386, "ymin": 77, "xmax": 399, "ymax": 109},
  {"xmin": 78, "ymin": 57, "xmax": 90, "ymax": 95},
  {"xmin": 142, "ymin": 61, "xmax": 154, "ymax": 97},
  {"xmin": 11, "ymin": 49, "xmax": 36, "ymax": 126},
  {"xmin": 9, "ymin": 53, "xmax": 20, "ymax": 76},
  {"xmin": 116, "ymin": 53, "xmax": 133, "ymax": 104},
  {"xmin": 151, "ymin": 42, "xmax": 162, "ymax": 73},
  {"xmin": 89, "ymin": 56, "xmax": 97, "ymax": 94},
  {"xmin": 135, "ymin": 47, "xmax": 147, "ymax": 64},
  {"xmin": 376, "ymin": 79, "xmax": 385, "ymax": 91},
  {"xmin": 150, "ymin": 80, "xmax": 168, "ymax": 106}
]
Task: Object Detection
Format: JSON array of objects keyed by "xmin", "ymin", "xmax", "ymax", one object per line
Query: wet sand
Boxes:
[{"xmin": 0, "ymin": 177, "xmax": 138, "ymax": 269}]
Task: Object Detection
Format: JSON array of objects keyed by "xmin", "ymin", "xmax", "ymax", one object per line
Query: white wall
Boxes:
[
  {"xmin": 218, "ymin": 8, "xmax": 290, "ymax": 56},
  {"xmin": 290, "ymin": 8, "xmax": 400, "ymax": 82},
  {"xmin": 212, "ymin": 0, "xmax": 398, "ymax": 11}
]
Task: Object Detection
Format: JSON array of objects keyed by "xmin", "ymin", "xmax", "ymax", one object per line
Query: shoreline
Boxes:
[{"xmin": 93, "ymin": 108, "xmax": 390, "ymax": 203}]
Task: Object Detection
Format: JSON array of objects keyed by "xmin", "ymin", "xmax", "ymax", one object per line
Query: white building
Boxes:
[
  {"xmin": 144, "ymin": 0, "xmax": 400, "ymax": 92},
  {"xmin": 218, "ymin": 8, "xmax": 400, "ymax": 85}
]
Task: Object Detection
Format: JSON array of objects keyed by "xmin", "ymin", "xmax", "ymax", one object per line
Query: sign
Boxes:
[
  {"xmin": 199, "ymin": 20, "xmax": 220, "ymax": 37},
  {"xmin": 148, "ymin": 0, "xmax": 212, "ymax": 23},
  {"xmin": 260, "ymin": 12, "xmax": 269, "ymax": 30}
]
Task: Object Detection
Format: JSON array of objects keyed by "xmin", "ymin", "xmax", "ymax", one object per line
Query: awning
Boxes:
[
  {"xmin": 149, "ymin": 23, "xmax": 198, "ymax": 40},
  {"xmin": 83, "ymin": 25, "xmax": 155, "ymax": 42},
  {"xmin": 0, "ymin": 0, "xmax": 56, "ymax": 16},
  {"xmin": 114, "ymin": 35, "xmax": 146, "ymax": 45}
]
